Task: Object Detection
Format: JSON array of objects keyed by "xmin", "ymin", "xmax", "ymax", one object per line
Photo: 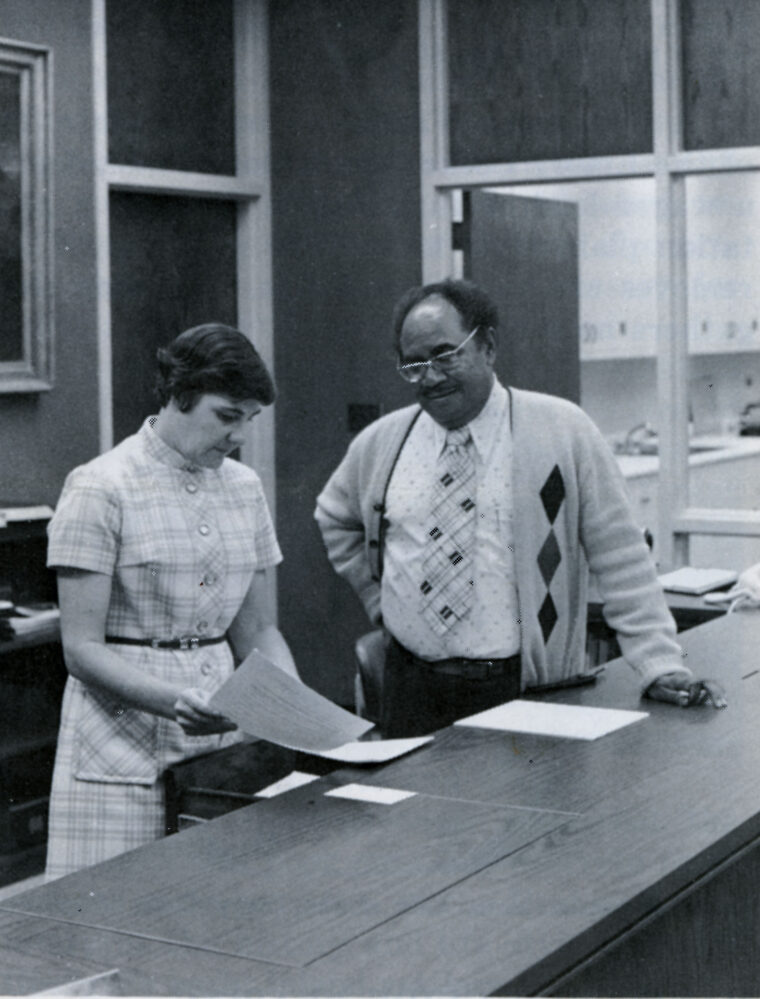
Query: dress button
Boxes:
[
  {"xmin": 186, "ymin": 482, "xmax": 198, "ymax": 494},
  {"xmin": 197, "ymin": 620, "xmax": 208, "ymax": 633},
  {"xmin": 198, "ymin": 524, "xmax": 210, "ymax": 536},
  {"xmin": 203, "ymin": 572, "xmax": 218, "ymax": 586},
  {"xmin": 200, "ymin": 662, "xmax": 212, "ymax": 677}
]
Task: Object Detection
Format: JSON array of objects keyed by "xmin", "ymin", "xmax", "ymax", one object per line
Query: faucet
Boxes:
[{"xmin": 618, "ymin": 421, "xmax": 657, "ymax": 455}]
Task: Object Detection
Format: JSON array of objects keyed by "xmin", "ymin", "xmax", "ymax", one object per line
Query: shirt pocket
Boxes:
[{"xmin": 74, "ymin": 686, "xmax": 159, "ymax": 785}]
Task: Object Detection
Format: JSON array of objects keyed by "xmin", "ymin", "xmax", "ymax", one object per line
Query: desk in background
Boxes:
[
  {"xmin": 1, "ymin": 611, "xmax": 758, "ymax": 997},
  {"xmin": 586, "ymin": 578, "xmax": 726, "ymax": 665},
  {"xmin": 0, "ymin": 512, "xmax": 63, "ymax": 887}
]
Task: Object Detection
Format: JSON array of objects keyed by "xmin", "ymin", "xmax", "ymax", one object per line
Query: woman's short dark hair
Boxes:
[
  {"xmin": 155, "ymin": 323, "xmax": 276, "ymax": 411},
  {"xmin": 391, "ymin": 278, "xmax": 499, "ymax": 352}
]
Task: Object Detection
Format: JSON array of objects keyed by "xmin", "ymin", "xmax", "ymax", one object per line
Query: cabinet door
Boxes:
[{"xmin": 467, "ymin": 191, "xmax": 580, "ymax": 403}]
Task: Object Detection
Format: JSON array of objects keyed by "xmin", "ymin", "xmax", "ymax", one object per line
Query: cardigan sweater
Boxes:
[{"xmin": 315, "ymin": 386, "xmax": 691, "ymax": 693}]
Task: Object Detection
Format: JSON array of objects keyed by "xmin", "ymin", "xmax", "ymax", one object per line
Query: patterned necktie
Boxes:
[{"xmin": 420, "ymin": 426, "xmax": 476, "ymax": 634}]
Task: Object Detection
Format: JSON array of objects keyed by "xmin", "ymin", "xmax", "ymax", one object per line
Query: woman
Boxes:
[{"xmin": 45, "ymin": 323, "xmax": 298, "ymax": 880}]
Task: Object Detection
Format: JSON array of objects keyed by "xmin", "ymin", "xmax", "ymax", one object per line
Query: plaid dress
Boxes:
[{"xmin": 45, "ymin": 418, "xmax": 282, "ymax": 880}]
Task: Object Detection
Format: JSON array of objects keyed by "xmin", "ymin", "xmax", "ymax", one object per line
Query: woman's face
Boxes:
[{"xmin": 175, "ymin": 394, "xmax": 261, "ymax": 468}]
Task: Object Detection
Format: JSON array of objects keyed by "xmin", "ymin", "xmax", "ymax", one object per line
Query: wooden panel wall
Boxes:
[
  {"xmin": 269, "ymin": 0, "xmax": 421, "ymax": 702},
  {"xmin": 554, "ymin": 834, "xmax": 760, "ymax": 997},
  {"xmin": 0, "ymin": 0, "xmax": 100, "ymax": 506},
  {"xmin": 448, "ymin": 0, "xmax": 652, "ymax": 164},
  {"xmin": 109, "ymin": 193, "xmax": 238, "ymax": 445},
  {"xmin": 681, "ymin": 0, "xmax": 760, "ymax": 150}
]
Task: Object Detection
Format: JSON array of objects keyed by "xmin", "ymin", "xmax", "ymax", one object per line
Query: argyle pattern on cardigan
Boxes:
[{"xmin": 538, "ymin": 464, "xmax": 565, "ymax": 642}]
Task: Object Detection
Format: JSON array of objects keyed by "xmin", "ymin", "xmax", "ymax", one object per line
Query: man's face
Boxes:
[{"xmin": 398, "ymin": 296, "xmax": 495, "ymax": 429}]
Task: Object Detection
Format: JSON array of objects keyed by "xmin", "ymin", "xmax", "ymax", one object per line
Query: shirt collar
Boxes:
[
  {"xmin": 430, "ymin": 377, "xmax": 508, "ymax": 461},
  {"xmin": 140, "ymin": 416, "xmax": 203, "ymax": 472}
]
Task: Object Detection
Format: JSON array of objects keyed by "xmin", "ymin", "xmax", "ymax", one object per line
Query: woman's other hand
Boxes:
[{"xmin": 174, "ymin": 687, "xmax": 238, "ymax": 735}]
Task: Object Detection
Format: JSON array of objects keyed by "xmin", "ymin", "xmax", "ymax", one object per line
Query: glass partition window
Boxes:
[
  {"xmin": 684, "ymin": 171, "xmax": 760, "ymax": 565},
  {"xmin": 423, "ymin": 0, "xmax": 760, "ymax": 569},
  {"xmin": 452, "ymin": 179, "xmax": 661, "ymax": 548}
]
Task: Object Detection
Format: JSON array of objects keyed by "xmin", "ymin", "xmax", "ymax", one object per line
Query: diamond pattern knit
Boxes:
[{"xmin": 420, "ymin": 427, "xmax": 476, "ymax": 633}]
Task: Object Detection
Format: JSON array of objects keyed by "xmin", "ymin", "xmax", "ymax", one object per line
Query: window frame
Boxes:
[
  {"xmin": 92, "ymin": 0, "xmax": 277, "ymax": 606},
  {"xmin": 419, "ymin": 0, "xmax": 760, "ymax": 569}
]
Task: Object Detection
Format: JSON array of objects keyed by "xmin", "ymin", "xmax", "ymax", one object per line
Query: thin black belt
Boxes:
[
  {"xmin": 394, "ymin": 639, "xmax": 520, "ymax": 680},
  {"xmin": 105, "ymin": 634, "xmax": 226, "ymax": 651}
]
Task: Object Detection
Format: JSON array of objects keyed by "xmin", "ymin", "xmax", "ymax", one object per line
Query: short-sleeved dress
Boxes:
[{"xmin": 45, "ymin": 417, "xmax": 282, "ymax": 880}]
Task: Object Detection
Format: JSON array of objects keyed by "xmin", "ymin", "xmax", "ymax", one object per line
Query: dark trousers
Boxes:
[{"xmin": 380, "ymin": 637, "xmax": 521, "ymax": 738}]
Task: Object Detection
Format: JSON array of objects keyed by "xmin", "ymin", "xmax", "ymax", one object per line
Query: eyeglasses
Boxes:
[{"xmin": 396, "ymin": 326, "xmax": 480, "ymax": 383}]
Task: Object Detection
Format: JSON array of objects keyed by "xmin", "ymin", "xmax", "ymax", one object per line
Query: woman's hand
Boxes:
[{"xmin": 173, "ymin": 687, "xmax": 238, "ymax": 735}]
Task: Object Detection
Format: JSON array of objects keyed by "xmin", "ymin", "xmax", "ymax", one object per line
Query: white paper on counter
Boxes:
[
  {"xmin": 254, "ymin": 771, "xmax": 321, "ymax": 798},
  {"xmin": 455, "ymin": 699, "xmax": 649, "ymax": 740},
  {"xmin": 314, "ymin": 735, "xmax": 433, "ymax": 764},
  {"xmin": 324, "ymin": 783, "xmax": 417, "ymax": 805},
  {"xmin": 209, "ymin": 649, "xmax": 374, "ymax": 752}
]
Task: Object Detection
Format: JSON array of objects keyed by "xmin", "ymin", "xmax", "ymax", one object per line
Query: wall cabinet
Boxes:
[
  {"xmin": 689, "ymin": 318, "xmax": 760, "ymax": 356},
  {"xmin": 581, "ymin": 319, "xmax": 655, "ymax": 361}
]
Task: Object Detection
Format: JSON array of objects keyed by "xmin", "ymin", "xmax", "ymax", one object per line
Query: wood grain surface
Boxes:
[
  {"xmin": 2, "ymin": 785, "xmax": 567, "ymax": 967},
  {"xmin": 1, "ymin": 612, "xmax": 758, "ymax": 996}
]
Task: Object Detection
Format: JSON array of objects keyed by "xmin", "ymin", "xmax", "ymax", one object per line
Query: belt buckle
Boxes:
[
  {"xmin": 178, "ymin": 636, "xmax": 200, "ymax": 651},
  {"xmin": 150, "ymin": 638, "xmax": 163, "ymax": 650}
]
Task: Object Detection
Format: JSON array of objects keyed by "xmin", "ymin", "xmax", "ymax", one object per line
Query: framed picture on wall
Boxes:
[{"xmin": 0, "ymin": 38, "xmax": 53, "ymax": 392}]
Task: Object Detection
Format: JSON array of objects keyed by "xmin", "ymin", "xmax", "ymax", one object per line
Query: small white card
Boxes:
[
  {"xmin": 315, "ymin": 735, "xmax": 433, "ymax": 763},
  {"xmin": 324, "ymin": 783, "xmax": 417, "ymax": 805},
  {"xmin": 455, "ymin": 699, "xmax": 648, "ymax": 740},
  {"xmin": 254, "ymin": 771, "xmax": 321, "ymax": 798}
]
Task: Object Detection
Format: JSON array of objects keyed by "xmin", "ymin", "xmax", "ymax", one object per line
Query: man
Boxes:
[{"xmin": 315, "ymin": 278, "xmax": 726, "ymax": 736}]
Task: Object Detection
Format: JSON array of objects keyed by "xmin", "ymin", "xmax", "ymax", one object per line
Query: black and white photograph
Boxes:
[{"xmin": 0, "ymin": 1, "xmax": 758, "ymax": 996}]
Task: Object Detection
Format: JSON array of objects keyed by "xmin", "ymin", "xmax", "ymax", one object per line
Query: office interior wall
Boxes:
[
  {"xmin": 269, "ymin": 0, "xmax": 421, "ymax": 702},
  {"xmin": 0, "ymin": 0, "xmax": 99, "ymax": 506}
]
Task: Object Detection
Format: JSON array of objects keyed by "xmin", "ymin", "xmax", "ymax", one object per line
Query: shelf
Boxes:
[{"xmin": 0, "ymin": 621, "xmax": 60, "ymax": 654}]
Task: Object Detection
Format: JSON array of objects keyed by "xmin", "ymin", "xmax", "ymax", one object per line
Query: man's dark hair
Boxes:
[
  {"xmin": 391, "ymin": 278, "xmax": 499, "ymax": 352},
  {"xmin": 155, "ymin": 323, "xmax": 276, "ymax": 412}
]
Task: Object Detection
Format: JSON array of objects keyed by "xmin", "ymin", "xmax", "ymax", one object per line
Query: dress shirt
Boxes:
[{"xmin": 382, "ymin": 378, "xmax": 520, "ymax": 660}]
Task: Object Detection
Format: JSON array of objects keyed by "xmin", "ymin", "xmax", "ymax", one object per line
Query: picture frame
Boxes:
[{"xmin": 0, "ymin": 37, "xmax": 53, "ymax": 392}]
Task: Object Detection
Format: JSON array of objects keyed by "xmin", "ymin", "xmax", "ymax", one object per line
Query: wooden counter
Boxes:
[{"xmin": 1, "ymin": 611, "xmax": 758, "ymax": 996}]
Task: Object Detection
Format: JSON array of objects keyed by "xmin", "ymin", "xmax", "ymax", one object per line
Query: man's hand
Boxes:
[
  {"xmin": 174, "ymin": 687, "xmax": 238, "ymax": 735},
  {"xmin": 645, "ymin": 672, "xmax": 727, "ymax": 709}
]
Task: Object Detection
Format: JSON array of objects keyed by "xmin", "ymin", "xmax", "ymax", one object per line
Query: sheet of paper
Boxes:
[
  {"xmin": 455, "ymin": 699, "xmax": 648, "ymax": 740},
  {"xmin": 314, "ymin": 735, "xmax": 433, "ymax": 764},
  {"xmin": 209, "ymin": 649, "xmax": 374, "ymax": 752},
  {"xmin": 254, "ymin": 771, "xmax": 321, "ymax": 798},
  {"xmin": 324, "ymin": 783, "xmax": 417, "ymax": 805}
]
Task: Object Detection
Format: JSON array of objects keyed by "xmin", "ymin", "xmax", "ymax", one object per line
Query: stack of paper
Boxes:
[{"xmin": 658, "ymin": 567, "xmax": 737, "ymax": 595}]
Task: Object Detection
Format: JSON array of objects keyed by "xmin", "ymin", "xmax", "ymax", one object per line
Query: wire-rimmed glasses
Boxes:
[{"xmin": 396, "ymin": 326, "xmax": 481, "ymax": 383}]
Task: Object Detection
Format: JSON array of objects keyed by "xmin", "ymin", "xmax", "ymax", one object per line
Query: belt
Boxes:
[
  {"xmin": 394, "ymin": 640, "xmax": 519, "ymax": 680},
  {"xmin": 105, "ymin": 634, "xmax": 226, "ymax": 651}
]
